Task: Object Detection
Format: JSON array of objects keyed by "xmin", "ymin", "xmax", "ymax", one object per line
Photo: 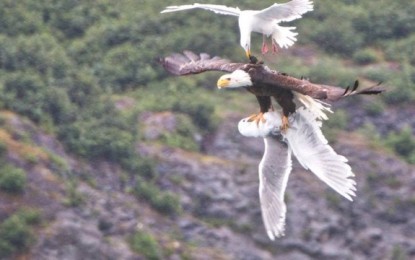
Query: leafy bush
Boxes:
[
  {"xmin": 129, "ymin": 230, "xmax": 161, "ymax": 260},
  {"xmin": 1, "ymin": 72, "xmax": 47, "ymax": 123},
  {"xmin": 362, "ymin": 66, "xmax": 393, "ymax": 83},
  {"xmin": 0, "ymin": 0, "xmax": 43, "ymax": 36},
  {"xmin": 353, "ymin": 1, "xmax": 415, "ymax": 43},
  {"xmin": 363, "ymin": 100, "xmax": 385, "ymax": 117},
  {"xmin": 353, "ymin": 48, "xmax": 381, "ymax": 65},
  {"xmin": 0, "ymin": 165, "xmax": 26, "ymax": 193},
  {"xmin": 308, "ymin": 58, "xmax": 356, "ymax": 86},
  {"xmin": 384, "ymin": 126, "xmax": 415, "ymax": 164},
  {"xmin": 95, "ymin": 43, "xmax": 158, "ymax": 92},
  {"xmin": 0, "ymin": 213, "xmax": 35, "ymax": 258},
  {"xmin": 384, "ymin": 35, "xmax": 415, "ymax": 64},
  {"xmin": 63, "ymin": 178, "xmax": 84, "ymax": 207},
  {"xmin": 135, "ymin": 178, "xmax": 182, "ymax": 216},
  {"xmin": 382, "ymin": 62, "xmax": 415, "ymax": 105},
  {"xmin": 0, "ymin": 34, "xmax": 71, "ymax": 77},
  {"xmin": 58, "ymin": 102, "xmax": 136, "ymax": 161},
  {"xmin": 122, "ymin": 158, "xmax": 158, "ymax": 180},
  {"xmin": 159, "ymin": 114, "xmax": 199, "ymax": 151},
  {"xmin": 172, "ymin": 98, "xmax": 218, "ymax": 134},
  {"xmin": 311, "ymin": 19, "xmax": 363, "ymax": 56}
]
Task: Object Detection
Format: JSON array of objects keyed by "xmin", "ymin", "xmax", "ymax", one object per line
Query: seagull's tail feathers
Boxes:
[
  {"xmin": 272, "ymin": 25, "xmax": 298, "ymax": 49},
  {"xmin": 294, "ymin": 92, "xmax": 333, "ymax": 121},
  {"xmin": 284, "ymin": 107, "xmax": 356, "ymax": 201}
]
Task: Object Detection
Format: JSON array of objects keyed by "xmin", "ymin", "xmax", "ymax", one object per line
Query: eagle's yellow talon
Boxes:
[
  {"xmin": 247, "ymin": 113, "xmax": 266, "ymax": 126},
  {"xmin": 280, "ymin": 115, "xmax": 289, "ymax": 132}
]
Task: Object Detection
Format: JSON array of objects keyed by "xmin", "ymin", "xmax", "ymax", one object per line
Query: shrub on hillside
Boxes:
[
  {"xmin": 0, "ymin": 165, "xmax": 26, "ymax": 193},
  {"xmin": 0, "ymin": 214, "xmax": 35, "ymax": 258},
  {"xmin": 353, "ymin": 48, "xmax": 381, "ymax": 65},
  {"xmin": 134, "ymin": 178, "xmax": 182, "ymax": 216},
  {"xmin": 384, "ymin": 126, "xmax": 415, "ymax": 164},
  {"xmin": 129, "ymin": 230, "xmax": 161, "ymax": 260}
]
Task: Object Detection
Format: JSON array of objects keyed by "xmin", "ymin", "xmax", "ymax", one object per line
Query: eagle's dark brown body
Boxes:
[{"xmin": 247, "ymin": 84, "xmax": 296, "ymax": 117}]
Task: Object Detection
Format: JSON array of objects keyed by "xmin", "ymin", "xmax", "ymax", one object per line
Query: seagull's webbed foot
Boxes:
[
  {"xmin": 247, "ymin": 112, "xmax": 266, "ymax": 126},
  {"xmin": 261, "ymin": 35, "xmax": 269, "ymax": 54},
  {"xmin": 280, "ymin": 115, "xmax": 289, "ymax": 132},
  {"xmin": 272, "ymin": 41, "xmax": 279, "ymax": 54}
]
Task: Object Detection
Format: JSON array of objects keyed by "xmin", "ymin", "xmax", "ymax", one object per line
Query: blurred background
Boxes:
[{"xmin": 0, "ymin": 0, "xmax": 414, "ymax": 259}]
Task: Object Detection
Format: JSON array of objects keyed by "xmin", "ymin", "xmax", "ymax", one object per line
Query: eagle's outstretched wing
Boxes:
[
  {"xmin": 160, "ymin": 51, "xmax": 244, "ymax": 76},
  {"xmin": 248, "ymin": 66, "xmax": 385, "ymax": 101},
  {"xmin": 161, "ymin": 51, "xmax": 385, "ymax": 100}
]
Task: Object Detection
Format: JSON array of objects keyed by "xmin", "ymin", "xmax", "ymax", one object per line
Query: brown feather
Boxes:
[
  {"xmin": 160, "ymin": 51, "xmax": 244, "ymax": 75},
  {"xmin": 161, "ymin": 51, "xmax": 386, "ymax": 102}
]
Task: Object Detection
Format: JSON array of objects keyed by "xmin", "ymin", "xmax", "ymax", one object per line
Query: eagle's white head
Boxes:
[{"xmin": 217, "ymin": 70, "xmax": 253, "ymax": 89}]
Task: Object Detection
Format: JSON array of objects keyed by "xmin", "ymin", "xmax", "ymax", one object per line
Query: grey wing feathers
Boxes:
[
  {"xmin": 160, "ymin": 51, "xmax": 243, "ymax": 75},
  {"xmin": 259, "ymin": 135, "xmax": 292, "ymax": 240},
  {"xmin": 161, "ymin": 4, "xmax": 241, "ymax": 16},
  {"xmin": 257, "ymin": 0, "xmax": 313, "ymax": 22}
]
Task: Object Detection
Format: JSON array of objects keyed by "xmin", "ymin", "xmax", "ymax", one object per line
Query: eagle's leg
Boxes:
[
  {"xmin": 273, "ymin": 91, "xmax": 295, "ymax": 131},
  {"xmin": 249, "ymin": 96, "xmax": 271, "ymax": 126},
  {"xmin": 261, "ymin": 35, "xmax": 269, "ymax": 54},
  {"xmin": 247, "ymin": 113, "xmax": 266, "ymax": 126}
]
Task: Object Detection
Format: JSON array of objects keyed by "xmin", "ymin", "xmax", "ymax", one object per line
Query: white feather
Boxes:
[
  {"xmin": 285, "ymin": 108, "xmax": 356, "ymax": 201},
  {"xmin": 161, "ymin": 1, "xmax": 313, "ymax": 53},
  {"xmin": 294, "ymin": 92, "xmax": 333, "ymax": 121}
]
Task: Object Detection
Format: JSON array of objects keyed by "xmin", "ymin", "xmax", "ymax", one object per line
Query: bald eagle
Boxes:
[
  {"xmin": 238, "ymin": 109, "xmax": 356, "ymax": 239},
  {"xmin": 160, "ymin": 51, "xmax": 385, "ymax": 129},
  {"xmin": 161, "ymin": 0, "xmax": 313, "ymax": 58}
]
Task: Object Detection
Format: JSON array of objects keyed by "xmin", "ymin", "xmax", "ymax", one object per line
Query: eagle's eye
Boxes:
[{"xmin": 226, "ymin": 77, "xmax": 231, "ymax": 80}]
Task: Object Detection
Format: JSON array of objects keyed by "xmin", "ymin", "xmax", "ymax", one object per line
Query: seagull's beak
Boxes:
[
  {"xmin": 217, "ymin": 77, "xmax": 230, "ymax": 89},
  {"xmin": 245, "ymin": 49, "xmax": 251, "ymax": 59}
]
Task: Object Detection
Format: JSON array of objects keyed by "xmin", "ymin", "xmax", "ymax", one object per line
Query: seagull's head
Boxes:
[{"xmin": 217, "ymin": 70, "xmax": 253, "ymax": 89}]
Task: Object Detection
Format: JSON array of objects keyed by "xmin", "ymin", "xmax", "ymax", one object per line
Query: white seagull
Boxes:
[
  {"xmin": 238, "ymin": 108, "xmax": 356, "ymax": 240},
  {"xmin": 161, "ymin": 0, "xmax": 313, "ymax": 58}
]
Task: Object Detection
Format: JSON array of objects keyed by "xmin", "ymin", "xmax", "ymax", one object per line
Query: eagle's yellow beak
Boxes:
[{"xmin": 217, "ymin": 76, "xmax": 230, "ymax": 89}]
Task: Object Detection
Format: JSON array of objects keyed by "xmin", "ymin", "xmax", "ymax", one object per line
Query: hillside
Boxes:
[{"xmin": 0, "ymin": 0, "xmax": 414, "ymax": 259}]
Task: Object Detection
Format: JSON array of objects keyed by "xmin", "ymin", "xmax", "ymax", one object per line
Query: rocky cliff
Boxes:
[{"xmin": 0, "ymin": 99, "xmax": 414, "ymax": 260}]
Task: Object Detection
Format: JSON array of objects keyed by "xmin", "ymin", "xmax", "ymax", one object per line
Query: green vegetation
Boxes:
[
  {"xmin": 0, "ymin": 208, "xmax": 41, "ymax": 258},
  {"xmin": 384, "ymin": 126, "xmax": 415, "ymax": 164},
  {"xmin": 0, "ymin": 164, "xmax": 26, "ymax": 193},
  {"xmin": 63, "ymin": 178, "xmax": 85, "ymax": 207},
  {"xmin": 134, "ymin": 177, "xmax": 182, "ymax": 216},
  {"xmin": 129, "ymin": 230, "xmax": 162, "ymax": 260}
]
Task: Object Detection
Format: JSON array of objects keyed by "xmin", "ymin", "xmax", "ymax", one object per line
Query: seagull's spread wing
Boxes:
[
  {"xmin": 259, "ymin": 135, "xmax": 292, "ymax": 240},
  {"xmin": 239, "ymin": 112, "xmax": 290, "ymax": 239},
  {"xmin": 161, "ymin": 4, "xmax": 241, "ymax": 16},
  {"xmin": 160, "ymin": 51, "xmax": 244, "ymax": 76},
  {"xmin": 285, "ymin": 108, "xmax": 356, "ymax": 201},
  {"xmin": 256, "ymin": 0, "xmax": 313, "ymax": 22}
]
